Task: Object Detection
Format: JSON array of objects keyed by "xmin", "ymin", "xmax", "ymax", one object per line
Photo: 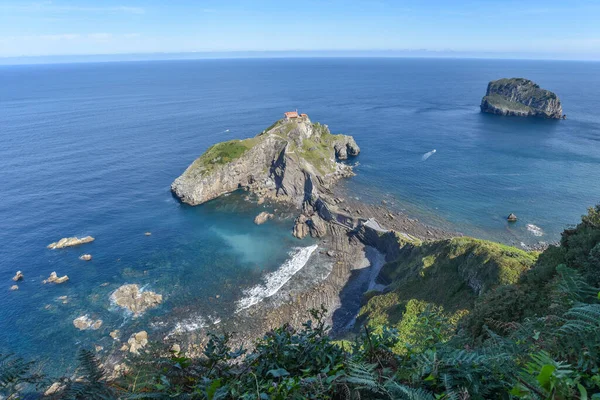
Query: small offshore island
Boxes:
[{"xmin": 480, "ymin": 78, "xmax": 565, "ymax": 119}]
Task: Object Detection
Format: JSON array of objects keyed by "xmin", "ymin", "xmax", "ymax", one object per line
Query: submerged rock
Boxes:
[
  {"xmin": 12, "ymin": 271, "xmax": 24, "ymax": 281},
  {"xmin": 43, "ymin": 271, "xmax": 69, "ymax": 284},
  {"xmin": 79, "ymin": 254, "xmax": 92, "ymax": 261},
  {"xmin": 73, "ymin": 315, "xmax": 103, "ymax": 331},
  {"xmin": 480, "ymin": 78, "xmax": 563, "ymax": 119},
  {"xmin": 111, "ymin": 284, "xmax": 162, "ymax": 316},
  {"xmin": 110, "ymin": 329, "xmax": 120, "ymax": 340},
  {"xmin": 47, "ymin": 236, "xmax": 95, "ymax": 249},
  {"xmin": 254, "ymin": 211, "xmax": 274, "ymax": 225},
  {"xmin": 44, "ymin": 382, "xmax": 65, "ymax": 397}
]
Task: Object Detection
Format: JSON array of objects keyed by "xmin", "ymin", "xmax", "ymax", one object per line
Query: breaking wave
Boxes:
[
  {"xmin": 527, "ymin": 224, "xmax": 544, "ymax": 237},
  {"xmin": 421, "ymin": 149, "xmax": 437, "ymax": 161},
  {"xmin": 236, "ymin": 244, "xmax": 318, "ymax": 311}
]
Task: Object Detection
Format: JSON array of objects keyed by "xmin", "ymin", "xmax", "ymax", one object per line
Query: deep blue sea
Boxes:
[{"xmin": 1, "ymin": 58, "xmax": 600, "ymax": 373}]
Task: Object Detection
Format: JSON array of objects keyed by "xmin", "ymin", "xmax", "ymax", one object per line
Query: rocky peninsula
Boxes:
[
  {"xmin": 480, "ymin": 78, "xmax": 564, "ymax": 119},
  {"xmin": 166, "ymin": 113, "xmax": 454, "ymax": 354}
]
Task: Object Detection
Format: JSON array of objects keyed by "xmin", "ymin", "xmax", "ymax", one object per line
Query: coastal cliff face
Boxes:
[
  {"xmin": 480, "ymin": 78, "xmax": 563, "ymax": 119},
  {"xmin": 171, "ymin": 116, "xmax": 360, "ymax": 207}
]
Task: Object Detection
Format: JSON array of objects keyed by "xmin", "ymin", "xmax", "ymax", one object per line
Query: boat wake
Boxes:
[
  {"xmin": 236, "ymin": 244, "xmax": 318, "ymax": 311},
  {"xmin": 421, "ymin": 149, "xmax": 437, "ymax": 161}
]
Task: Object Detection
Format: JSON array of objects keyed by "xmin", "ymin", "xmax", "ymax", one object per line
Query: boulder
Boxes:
[
  {"xmin": 254, "ymin": 211, "xmax": 274, "ymax": 225},
  {"xmin": 47, "ymin": 236, "xmax": 95, "ymax": 249},
  {"xmin": 110, "ymin": 330, "xmax": 120, "ymax": 340},
  {"xmin": 73, "ymin": 315, "xmax": 103, "ymax": 331},
  {"xmin": 480, "ymin": 78, "xmax": 563, "ymax": 119},
  {"xmin": 12, "ymin": 271, "xmax": 23, "ymax": 281},
  {"xmin": 293, "ymin": 214, "xmax": 310, "ymax": 239},
  {"xmin": 507, "ymin": 213, "xmax": 518, "ymax": 222},
  {"xmin": 128, "ymin": 331, "xmax": 148, "ymax": 354},
  {"xmin": 79, "ymin": 254, "xmax": 92, "ymax": 261},
  {"xmin": 144, "ymin": 232, "xmax": 152, "ymax": 236},
  {"xmin": 111, "ymin": 284, "xmax": 162, "ymax": 316},
  {"xmin": 10, "ymin": 285, "xmax": 18, "ymax": 291},
  {"xmin": 171, "ymin": 343, "xmax": 181, "ymax": 354},
  {"xmin": 43, "ymin": 272, "xmax": 69, "ymax": 284}
]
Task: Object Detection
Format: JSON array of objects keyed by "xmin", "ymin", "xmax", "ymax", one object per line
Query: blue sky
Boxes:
[{"xmin": 1, "ymin": 0, "xmax": 599, "ymax": 60}]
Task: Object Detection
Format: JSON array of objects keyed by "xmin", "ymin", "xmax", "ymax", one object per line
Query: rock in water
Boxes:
[
  {"xmin": 47, "ymin": 236, "xmax": 95, "ymax": 249},
  {"xmin": 10, "ymin": 285, "xmax": 18, "ymax": 291},
  {"xmin": 12, "ymin": 271, "xmax": 23, "ymax": 281},
  {"xmin": 43, "ymin": 272, "xmax": 69, "ymax": 284},
  {"xmin": 171, "ymin": 115, "xmax": 360, "ymax": 207},
  {"xmin": 127, "ymin": 331, "xmax": 148, "ymax": 354},
  {"xmin": 293, "ymin": 214, "xmax": 310, "ymax": 239},
  {"xmin": 79, "ymin": 254, "xmax": 92, "ymax": 261},
  {"xmin": 254, "ymin": 211, "xmax": 274, "ymax": 225},
  {"xmin": 73, "ymin": 315, "xmax": 103, "ymax": 330},
  {"xmin": 507, "ymin": 213, "xmax": 518, "ymax": 222},
  {"xmin": 480, "ymin": 78, "xmax": 563, "ymax": 119},
  {"xmin": 111, "ymin": 284, "xmax": 162, "ymax": 316}
]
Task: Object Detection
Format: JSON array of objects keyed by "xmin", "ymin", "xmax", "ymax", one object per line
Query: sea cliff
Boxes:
[{"xmin": 480, "ymin": 78, "xmax": 564, "ymax": 119}]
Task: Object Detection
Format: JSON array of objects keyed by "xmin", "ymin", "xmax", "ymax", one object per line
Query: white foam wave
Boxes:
[
  {"xmin": 527, "ymin": 224, "xmax": 544, "ymax": 237},
  {"xmin": 236, "ymin": 244, "xmax": 318, "ymax": 311},
  {"xmin": 421, "ymin": 149, "xmax": 437, "ymax": 161}
]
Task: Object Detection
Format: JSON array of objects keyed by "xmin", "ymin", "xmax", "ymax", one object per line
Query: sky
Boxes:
[{"xmin": 1, "ymin": 0, "xmax": 599, "ymax": 61}]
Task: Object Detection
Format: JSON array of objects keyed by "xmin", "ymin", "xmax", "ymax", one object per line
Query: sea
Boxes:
[{"xmin": 1, "ymin": 58, "xmax": 600, "ymax": 374}]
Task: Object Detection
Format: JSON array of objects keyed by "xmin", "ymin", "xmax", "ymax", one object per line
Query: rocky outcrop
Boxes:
[
  {"xmin": 127, "ymin": 331, "xmax": 148, "ymax": 354},
  {"xmin": 507, "ymin": 213, "xmax": 518, "ymax": 222},
  {"xmin": 47, "ymin": 236, "xmax": 95, "ymax": 249},
  {"xmin": 171, "ymin": 117, "xmax": 359, "ymax": 208},
  {"xmin": 480, "ymin": 78, "xmax": 563, "ymax": 119},
  {"xmin": 79, "ymin": 254, "xmax": 92, "ymax": 261},
  {"xmin": 307, "ymin": 214, "xmax": 328, "ymax": 238},
  {"xmin": 43, "ymin": 272, "xmax": 69, "ymax": 284},
  {"xmin": 111, "ymin": 284, "xmax": 162, "ymax": 316},
  {"xmin": 254, "ymin": 211, "xmax": 274, "ymax": 225},
  {"xmin": 12, "ymin": 271, "xmax": 23, "ymax": 281},
  {"xmin": 73, "ymin": 315, "xmax": 103, "ymax": 330},
  {"xmin": 292, "ymin": 214, "xmax": 310, "ymax": 239}
]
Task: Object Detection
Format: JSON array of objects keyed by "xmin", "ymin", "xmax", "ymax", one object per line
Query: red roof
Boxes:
[{"xmin": 284, "ymin": 111, "xmax": 299, "ymax": 118}]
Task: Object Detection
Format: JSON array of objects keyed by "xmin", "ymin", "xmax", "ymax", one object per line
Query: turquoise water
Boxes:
[{"xmin": 1, "ymin": 58, "xmax": 600, "ymax": 372}]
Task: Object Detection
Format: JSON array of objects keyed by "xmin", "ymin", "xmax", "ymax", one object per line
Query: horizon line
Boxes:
[{"xmin": 2, "ymin": 49, "xmax": 600, "ymax": 66}]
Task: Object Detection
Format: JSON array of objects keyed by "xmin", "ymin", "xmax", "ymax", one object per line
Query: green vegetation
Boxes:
[
  {"xmin": 189, "ymin": 138, "xmax": 259, "ymax": 175},
  {"xmin": 357, "ymin": 237, "xmax": 536, "ymax": 348},
  {"xmin": 5, "ymin": 207, "xmax": 600, "ymax": 399},
  {"xmin": 483, "ymin": 94, "xmax": 534, "ymax": 113}
]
